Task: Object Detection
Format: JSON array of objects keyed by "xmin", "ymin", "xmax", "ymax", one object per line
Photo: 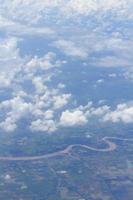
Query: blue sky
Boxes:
[{"xmin": 0, "ymin": 0, "xmax": 133, "ymax": 133}]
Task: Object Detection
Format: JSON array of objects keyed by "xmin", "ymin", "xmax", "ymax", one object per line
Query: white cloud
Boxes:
[
  {"xmin": 53, "ymin": 94, "xmax": 71, "ymax": 109},
  {"xmin": 0, "ymin": 1, "xmax": 55, "ymax": 36},
  {"xmin": 32, "ymin": 77, "xmax": 47, "ymax": 94},
  {"xmin": 0, "ymin": 18, "xmax": 54, "ymax": 37},
  {"xmin": 0, "ymin": 37, "xmax": 72, "ymax": 133},
  {"xmin": 53, "ymin": 39, "xmax": 88, "ymax": 59},
  {"xmin": 0, "ymin": 117, "xmax": 17, "ymax": 132},
  {"xmin": 86, "ymin": 35, "xmax": 133, "ymax": 68},
  {"xmin": 59, "ymin": 101, "xmax": 133, "ymax": 128},
  {"xmin": 0, "ymin": 37, "xmax": 22, "ymax": 89},
  {"xmin": 1, "ymin": 0, "xmax": 132, "ymax": 24},
  {"xmin": 57, "ymin": 83, "xmax": 66, "ymax": 89},
  {"xmin": 103, "ymin": 103, "xmax": 133, "ymax": 123},
  {"xmin": 96, "ymin": 79, "xmax": 104, "ymax": 84},
  {"xmin": 25, "ymin": 52, "xmax": 63, "ymax": 73},
  {"xmin": 124, "ymin": 68, "xmax": 133, "ymax": 81},
  {"xmin": 0, "ymin": 0, "xmax": 132, "ymax": 134},
  {"xmin": 0, "ymin": 0, "xmax": 133, "ymax": 68},
  {"xmin": 60, "ymin": 110, "xmax": 88, "ymax": 127},
  {"xmin": 0, "ymin": 96, "xmax": 33, "ymax": 132},
  {"xmin": 30, "ymin": 119, "xmax": 57, "ymax": 133},
  {"xmin": 0, "ymin": 73, "xmax": 11, "ymax": 88},
  {"xmin": 64, "ymin": 0, "xmax": 132, "ymax": 15}
]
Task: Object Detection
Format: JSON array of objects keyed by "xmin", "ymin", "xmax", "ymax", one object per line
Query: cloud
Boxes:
[
  {"xmin": 25, "ymin": 52, "xmax": 63, "ymax": 73},
  {"xmin": 0, "ymin": 37, "xmax": 20, "ymax": 62},
  {"xmin": 0, "ymin": 0, "xmax": 62, "ymax": 25},
  {"xmin": 52, "ymin": 31, "xmax": 133, "ymax": 67},
  {"xmin": 0, "ymin": 0, "xmax": 133, "ymax": 134},
  {"xmin": 89, "ymin": 37, "xmax": 133, "ymax": 68},
  {"xmin": 103, "ymin": 103, "xmax": 133, "ymax": 123},
  {"xmin": 1, "ymin": 0, "xmax": 132, "ymax": 24},
  {"xmin": 0, "ymin": 0, "xmax": 133, "ymax": 68},
  {"xmin": 124, "ymin": 68, "xmax": 133, "ymax": 81},
  {"xmin": 32, "ymin": 77, "xmax": 47, "ymax": 94},
  {"xmin": 53, "ymin": 39, "xmax": 88, "ymax": 59},
  {"xmin": 30, "ymin": 119, "xmax": 57, "ymax": 133},
  {"xmin": 59, "ymin": 103, "xmax": 109, "ymax": 127},
  {"xmin": 0, "ymin": 96, "xmax": 32, "ymax": 132},
  {"xmin": 60, "ymin": 110, "xmax": 88, "ymax": 127},
  {"xmin": 53, "ymin": 94, "xmax": 71, "ymax": 110},
  {"xmin": 59, "ymin": 101, "xmax": 133, "ymax": 128},
  {"xmin": 0, "ymin": 73, "xmax": 11, "ymax": 88},
  {"xmin": 0, "ymin": 117, "xmax": 17, "ymax": 132},
  {"xmin": 0, "ymin": 16, "xmax": 54, "ymax": 37},
  {"xmin": 0, "ymin": 37, "xmax": 71, "ymax": 133},
  {"xmin": 64, "ymin": 0, "xmax": 133, "ymax": 18},
  {"xmin": 0, "ymin": 37, "xmax": 23, "ymax": 90}
]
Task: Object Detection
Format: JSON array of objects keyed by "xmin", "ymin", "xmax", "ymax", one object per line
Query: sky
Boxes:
[{"xmin": 0, "ymin": 0, "xmax": 133, "ymax": 134}]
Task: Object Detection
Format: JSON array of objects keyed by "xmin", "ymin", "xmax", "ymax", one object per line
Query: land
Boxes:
[
  {"xmin": 0, "ymin": 137, "xmax": 132, "ymax": 161},
  {"xmin": 0, "ymin": 125, "xmax": 133, "ymax": 200}
]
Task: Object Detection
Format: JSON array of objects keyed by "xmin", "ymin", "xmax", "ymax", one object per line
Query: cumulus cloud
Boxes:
[
  {"xmin": 103, "ymin": 103, "xmax": 133, "ymax": 123},
  {"xmin": 0, "ymin": 73, "xmax": 11, "ymax": 88},
  {"xmin": 32, "ymin": 77, "xmax": 47, "ymax": 94},
  {"xmin": 60, "ymin": 110, "xmax": 88, "ymax": 127},
  {"xmin": 0, "ymin": 117, "xmax": 17, "ymax": 132},
  {"xmin": 25, "ymin": 52, "xmax": 64, "ymax": 74},
  {"xmin": 0, "ymin": 37, "xmax": 71, "ymax": 133},
  {"xmin": 0, "ymin": 96, "xmax": 32, "ymax": 132},
  {"xmin": 59, "ymin": 103, "xmax": 109, "ymax": 127},
  {"xmin": 30, "ymin": 119, "xmax": 57, "ymax": 133},
  {"xmin": 53, "ymin": 94, "xmax": 71, "ymax": 110},
  {"xmin": 59, "ymin": 102, "xmax": 133, "ymax": 128}
]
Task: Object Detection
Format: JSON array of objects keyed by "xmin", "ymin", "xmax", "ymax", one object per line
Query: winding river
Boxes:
[{"xmin": 0, "ymin": 137, "xmax": 132, "ymax": 161}]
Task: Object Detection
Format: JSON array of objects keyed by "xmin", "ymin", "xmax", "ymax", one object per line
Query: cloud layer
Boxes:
[{"xmin": 0, "ymin": 1, "xmax": 132, "ymax": 133}]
